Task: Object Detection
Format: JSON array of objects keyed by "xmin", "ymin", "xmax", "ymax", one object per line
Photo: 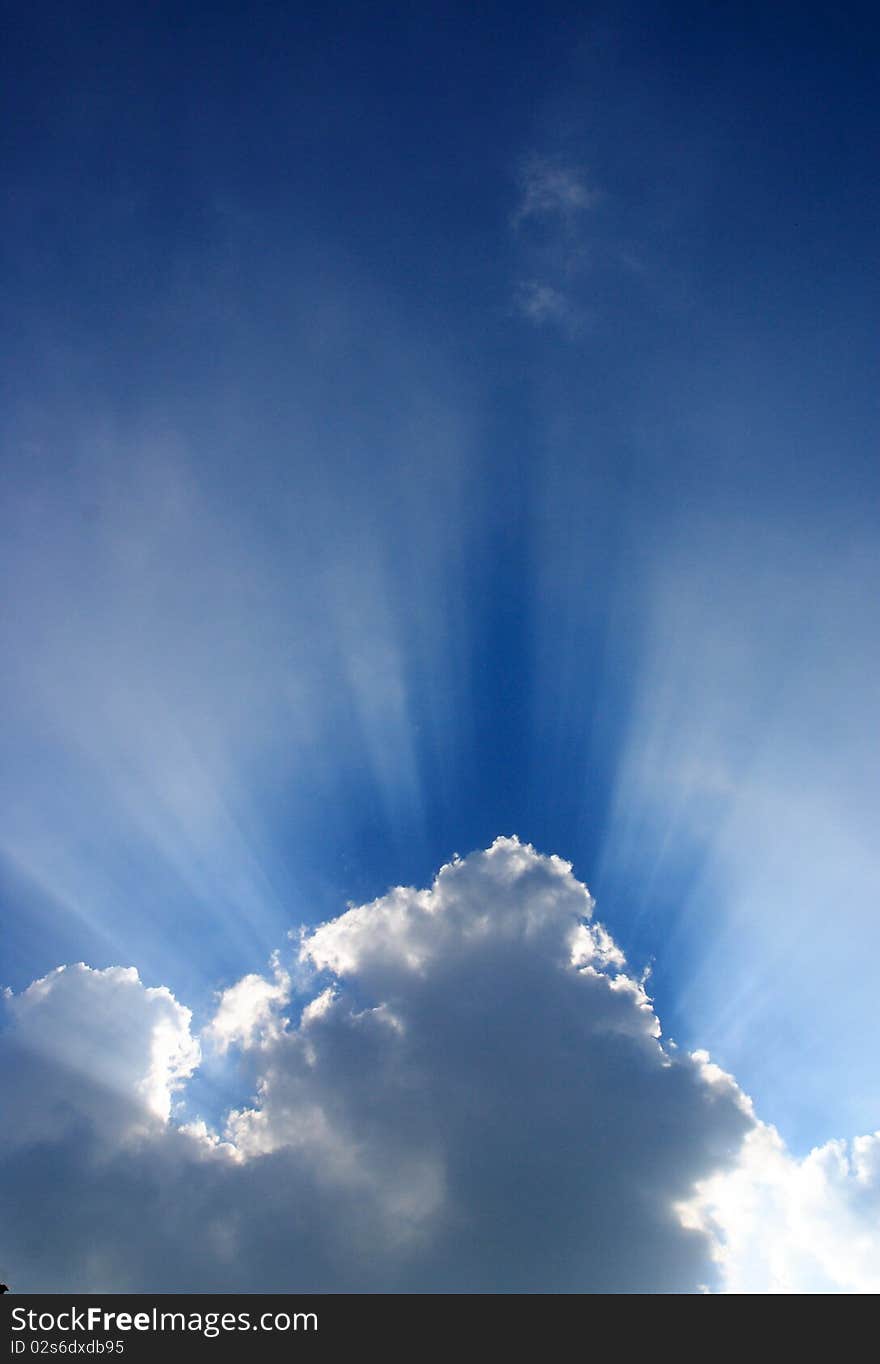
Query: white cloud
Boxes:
[
  {"xmin": 681, "ymin": 1103, "xmax": 880, "ymax": 1293},
  {"xmin": 303, "ymin": 837, "xmax": 595, "ymax": 979},
  {"xmin": 206, "ymin": 950, "xmax": 291, "ymax": 1054},
  {"xmin": 3, "ymin": 962, "xmax": 199, "ymax": 1136},
  {"xmin": 0, "ymin": 839, "xmax": 876, "ymax": 1292}
]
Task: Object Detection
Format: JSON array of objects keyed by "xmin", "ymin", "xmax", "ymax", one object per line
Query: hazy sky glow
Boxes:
[{"xmin": 2, "ymin": 2, "xmax": 879, "ymax": 1293}]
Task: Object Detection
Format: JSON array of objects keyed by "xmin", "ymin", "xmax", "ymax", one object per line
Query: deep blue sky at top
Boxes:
[{"xmin": 2, "ymin": 2, "xmax": 879, "ymax": 1150}]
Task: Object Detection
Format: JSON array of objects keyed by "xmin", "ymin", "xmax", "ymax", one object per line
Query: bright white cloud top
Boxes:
[{"xmin": 1, "ymin": 839, "xmax": 877, "ymax": 1293}]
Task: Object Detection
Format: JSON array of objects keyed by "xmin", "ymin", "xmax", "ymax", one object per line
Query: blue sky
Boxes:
[{"xmin": 2, "ymin": 2, "xmax": 880, "ymax": 1291}]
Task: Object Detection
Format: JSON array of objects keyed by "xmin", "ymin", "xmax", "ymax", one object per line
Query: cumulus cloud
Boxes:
[
  {"xmin": 2, "ymin": 963, "xmax": 199, "ymax": 1138},
  {"xmin": 0, "ymin": 839, "xmax": 876, "ymax": 1292},
  {"xmin": 206, "ymin": 950, "xmax": 291, "ymax": 1054},
  {"xmin": 680, "ymin": 1086, "xmax": 880, "ymax": 1293}
]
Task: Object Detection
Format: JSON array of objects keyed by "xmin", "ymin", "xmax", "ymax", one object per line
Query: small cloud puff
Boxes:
[
  {"xmin": 514, "ymin": 281, "xmax": 584, "ymax": 331},
  {"xmin": 206, "ymin": 950, "xmax": 291, "ymax": 1054},
  {"xmin": 510, "ymin": 156, "xmax": 600, "ymax": 333},
  {"xmin": 513, "ymin": 156, "xmax": 601, "ymax": 227}
]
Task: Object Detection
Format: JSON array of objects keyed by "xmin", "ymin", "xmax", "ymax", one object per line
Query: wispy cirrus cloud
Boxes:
[
  {"xmin": 512, "ymin": 155, "xmax": 602, "ymax": 228},
  {"xmin": 513, "ymin": 280, "xmax": 580, "ymax": 329},
  {"xmin": 510, "ymin": 155, "xmax": 601, "ymax": 333}
]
